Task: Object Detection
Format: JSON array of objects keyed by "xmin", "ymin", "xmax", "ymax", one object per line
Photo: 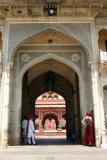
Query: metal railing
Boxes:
[{"xmin": 100, "ymin": 50, "xmax": 107, "ymax": 62}]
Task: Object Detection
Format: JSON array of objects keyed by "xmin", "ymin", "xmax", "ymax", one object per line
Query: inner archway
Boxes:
[
  {"xmin": 21, "ymin": 59, "xmax": 81, "ymax": 144},
  {"xmin": 42, "ymin": 113, "xmax": 59, "ymax": 129},
  {"xmin": 35, "ymin": 92, "xmax": 66, "ymax": 140}
]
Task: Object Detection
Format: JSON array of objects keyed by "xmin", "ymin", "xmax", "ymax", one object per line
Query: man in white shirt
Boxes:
[{"xmin": 27, "ymin": 115, "xmax": 36, "ymax": 145}]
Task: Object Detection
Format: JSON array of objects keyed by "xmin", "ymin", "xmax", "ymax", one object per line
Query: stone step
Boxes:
[{"xmin": 0, "ymin": 145, "xmax": 107, "ymax": 160}]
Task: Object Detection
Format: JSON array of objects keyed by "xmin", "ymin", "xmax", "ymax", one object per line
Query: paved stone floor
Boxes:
[{"xmin": 0, "ymin": 138, "xmax": 107, "ymax": 160}]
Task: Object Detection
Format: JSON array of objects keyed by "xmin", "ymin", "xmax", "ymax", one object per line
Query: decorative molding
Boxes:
[
  {"xmin": 22, "ymin": 28, "xmax": 80, "ymax": 45},
  {"xmin": 21, "ymin": 54, "xmax": 29, "ymax": 63},
  {"xmin": 18, "ymin": 45, "xmax": 84, "ymax": 54},
  {"xmin": 71, "ymin": 54, "xmax": 80, "ymax": 62},
  {"xmin": 0, "ymin": 0, "xmax": 105, "ymax": 18}
]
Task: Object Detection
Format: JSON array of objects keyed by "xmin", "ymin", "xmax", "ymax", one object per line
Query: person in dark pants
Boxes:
[{"xmin": 21, "ymin": 116, "xmax": 28, "ymax": 145}]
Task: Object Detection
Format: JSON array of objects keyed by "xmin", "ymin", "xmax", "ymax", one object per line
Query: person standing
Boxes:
[
  {"xmin": 21, "ymin": 116, "xmax": 28, "ymax": 145},
  {"xmin": 81, "ymin": 112, "xmax": 95, "ymax": 146},
  {"xmin": 27, "ymin": 115, "xmax": 36, "ymax": 145}
]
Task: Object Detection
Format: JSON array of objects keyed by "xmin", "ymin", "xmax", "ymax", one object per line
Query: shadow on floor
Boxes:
[{"xmin": 35, "ymin": 138, "xmax": 81, "ymax": 145}]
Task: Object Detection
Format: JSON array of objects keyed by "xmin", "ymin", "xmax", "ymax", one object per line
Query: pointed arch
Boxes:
[{"xmin": 18, "ymin": 53, "xmax": 86, "ymax": 118}]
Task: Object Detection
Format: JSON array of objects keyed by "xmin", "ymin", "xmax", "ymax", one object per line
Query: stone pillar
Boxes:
[
  {"xmin": 0, "ymin": 64, "xmax": 11, "ymax": 148},
  {"xmin": 90, "ymin": 64, "xmax": 102, "ymax": 147},
  {"xmin": 0, "ymin": 64, "xmax": 2, "ymax": 146},
  {"xmin": 0, "ymin": 32, "xmax": 3, "ymax": 146},
  {"xmin": 90, "ymin": 23, "xmax": 106, "ymax": 147}
]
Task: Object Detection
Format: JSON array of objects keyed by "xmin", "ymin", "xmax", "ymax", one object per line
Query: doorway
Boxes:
[
  {"xmin": 35, "ymin": 92, "xmax": 66, "ymax": 144},
  {"xmin": 21, "ymin": 60, "xmax": 81, "ymax": 144}
]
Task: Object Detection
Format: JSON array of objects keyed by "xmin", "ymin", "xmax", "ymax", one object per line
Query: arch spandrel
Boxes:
[
  {"xmin": 8, "ymin": 23, "xmax": 92, "ymax": 62},
  {"xmin": 18, "ymin": 53, "xmax": 84, "ymax": 85}
]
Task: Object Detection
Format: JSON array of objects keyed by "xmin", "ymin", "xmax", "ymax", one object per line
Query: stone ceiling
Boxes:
[{"xmin": 0, "ymin": 0, "xmax": 107, "ymax": 18}]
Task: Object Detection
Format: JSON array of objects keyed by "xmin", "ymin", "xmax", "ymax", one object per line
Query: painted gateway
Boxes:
[{"xmin": 0, "ymin": 0, "xmax": 107, "ymax": 148}]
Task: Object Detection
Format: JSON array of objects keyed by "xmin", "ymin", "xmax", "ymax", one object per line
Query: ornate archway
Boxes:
[{"xmin": 7, "ymin": 27, "xmax": 91, "ymax": 145}]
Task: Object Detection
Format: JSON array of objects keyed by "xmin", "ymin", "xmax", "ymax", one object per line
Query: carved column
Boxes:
[
  {"xmin": 91, "ymin": 24, "xmax": 106, "ymax": 147},
  {"xmin": 90, "ymin": 64, "xmax": 102, "ymax": 147},
  {"xmin": 0, "ymin": 28, "xmax": 3, "ymax": 145},
  {"xmin": 0, "ymin": 63, "xmax": 2, "ymax": 146},
  {"xmin": 1, "ymin": 64, "xmax": 11, "ymax": 148}
]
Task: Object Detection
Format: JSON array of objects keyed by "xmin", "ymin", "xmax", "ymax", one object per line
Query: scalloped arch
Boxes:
[
  {"xmin": 97, "ymin": 27, "xmax": 107, "ymax": 33},
  {"xmin": 11, "ymin": 27, "xmax": 91, "ymax": 62}
]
